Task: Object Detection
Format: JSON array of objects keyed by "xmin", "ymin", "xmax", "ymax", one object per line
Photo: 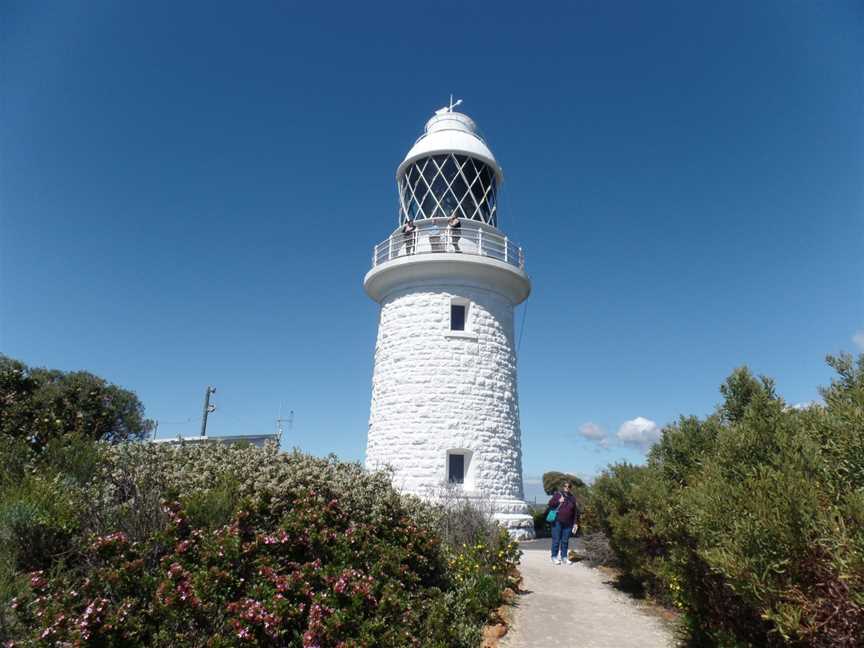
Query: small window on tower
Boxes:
[
  {"xmin": 448, "ymin": 453, "xmax": 465, "ymax": 484},
  {"xmin": 450, "ymin": 304, "xmax": 466, "ymax": 331}
]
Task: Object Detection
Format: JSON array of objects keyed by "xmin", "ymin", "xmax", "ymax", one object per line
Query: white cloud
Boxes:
[
  {"xmin": 853, "ymin": 330, "xmax": 864, "ymax": 351},
  {"xmin": 617, "ymin": 417, "xmax": 662, "ymax": 450},
  {"xmin": 789, "ymin": 401, "xmax": 817, "ymax": 411},
  {"xmin": 578, "ymin": 422, "xmax": 606, "ymax": 441},
  {"xmin": 578, "ymin": 422, "xmax": 612, "ymax": 451}
]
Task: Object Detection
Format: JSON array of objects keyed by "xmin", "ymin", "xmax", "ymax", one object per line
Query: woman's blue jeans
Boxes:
[{"xmin": 551, "ymin": 521, "xmax": 573, "ymax": 560}]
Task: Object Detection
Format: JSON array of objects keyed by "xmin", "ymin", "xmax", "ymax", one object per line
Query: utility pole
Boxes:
[{"xmin": 200, "ymin": 386, "xmax": 216, "ymax": 437}]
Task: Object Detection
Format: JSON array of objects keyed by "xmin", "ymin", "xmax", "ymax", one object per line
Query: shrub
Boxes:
[
  {"xmin": 4, "ymin": 442, "xmax": 520, "ymax": 647},
  {"xmin": 424, "ymin": 484, "xmax": 502, "ymax": 550},
  {"xmin": 0, "ymin": 360, "xmax": 518, "ymax": 645},
  {"xmin": 580, "ymin": 531, "xmax": 616, "ymax": 567},
  {"xmin": 587, "ymin": 462, "xmax": 669, "ymax": 589},
  {"xmin": 588, "ymin": 355, "xmax": 864, "ymax": 647},
  {"xmin": 0, "ymin": 474, "xmax": 83, "ymax": 573},
  {"xmin": 532, "ymin": 509, "xmax": 550, "ymax": 538}
]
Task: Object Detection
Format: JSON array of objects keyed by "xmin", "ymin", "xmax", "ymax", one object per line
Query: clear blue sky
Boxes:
[{"xmin": 2, "ymin": 1, "xmax": 862, "ymax": 497}]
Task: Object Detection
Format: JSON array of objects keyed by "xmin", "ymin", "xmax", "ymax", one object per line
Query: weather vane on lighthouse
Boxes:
[
  {"xmin": 362, "ymin": 100, "xmax": 535, "ymax": 539},
  {"xmin": 435, "ymin": 94, "xmax": 463, "ymax": 115}
]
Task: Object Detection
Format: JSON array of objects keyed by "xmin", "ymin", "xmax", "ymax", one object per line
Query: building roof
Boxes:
[
  {"xmin": 152, "ymin": 433, "xmax": 280, "ymax": 447},
  {"xmin": 397, "ymin": 110, "xmax": 503, "ymax": 183}
]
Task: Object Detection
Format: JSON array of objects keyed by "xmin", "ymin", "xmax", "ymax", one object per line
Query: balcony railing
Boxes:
[{"xmin": 371, "ymin": 221, "xmax": 525, "ymax": 270}]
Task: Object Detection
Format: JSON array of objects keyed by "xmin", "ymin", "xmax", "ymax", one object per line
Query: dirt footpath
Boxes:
[{"xmin": 499, "ymin": 539, "xmax": 676, "ymax": 648}]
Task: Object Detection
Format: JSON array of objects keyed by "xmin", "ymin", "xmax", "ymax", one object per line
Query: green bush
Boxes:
[
  {"xmin": 3, "ymin": 441, "xmax": 520, "ymax": 647},
  {"xmin": 588, "ymin": 354, "xmax": 864, "ymax": 647},
  {"xmin": 587, "ymin": 462, "xmax": 669, "ymax": 589},
  {"xmin": 181, "ymin": 474, "xmax": 243, "ymax": 530},
  {"xmin": 532, "ymin": 509, "xmax": 550, "ymax": 538},
  {"xmin": 0, "ymin": 474, "xmax": 83, "ymax": 573}
]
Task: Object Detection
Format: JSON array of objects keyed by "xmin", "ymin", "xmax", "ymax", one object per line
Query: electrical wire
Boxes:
[{"xmin": 517, "ymin": 302, "xmax": 528, "ymax": 353}]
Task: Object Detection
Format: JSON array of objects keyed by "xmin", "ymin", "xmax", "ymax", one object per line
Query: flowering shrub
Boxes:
[
  {"xmin": 448, "ymin": 535, "xmax": 520, "ymax": 583},
  {"xmin": 2, "ymin": 442, "xmax": 519, "ymax": 646}
]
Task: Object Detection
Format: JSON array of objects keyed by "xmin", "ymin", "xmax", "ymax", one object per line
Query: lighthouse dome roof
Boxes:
[{"xmin": 397, "ymin": 110, "xmax": 502, "ymax": 184}]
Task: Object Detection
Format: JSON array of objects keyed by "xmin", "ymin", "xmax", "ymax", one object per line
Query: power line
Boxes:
[{"xmin": 517, "ymin": 302, "xmax": 528, "ymax": 353}]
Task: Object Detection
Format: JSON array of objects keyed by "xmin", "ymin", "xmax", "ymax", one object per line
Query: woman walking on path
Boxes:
[{"xmin": 547, "ymin": 481, "xmax": 580, "ymax": 565}]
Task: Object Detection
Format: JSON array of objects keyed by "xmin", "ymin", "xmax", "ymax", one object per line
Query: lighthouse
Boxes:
[{"xmin": 364, "ymin": 102, "xmax": 534, "ymax": 539}]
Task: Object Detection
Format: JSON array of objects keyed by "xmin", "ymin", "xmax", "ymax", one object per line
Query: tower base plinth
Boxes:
[
  {"xmin": 489, "ymin": 496, "xmax": 536, "ymax": 540},
  {"xmin": 494, "ymin": 513, "xmax": 536, "ymax": 541}
]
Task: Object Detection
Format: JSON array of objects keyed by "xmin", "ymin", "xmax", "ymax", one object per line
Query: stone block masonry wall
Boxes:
[{"xmin": 366, "ymin": 281, "xmax": 527, "ymax": 514}]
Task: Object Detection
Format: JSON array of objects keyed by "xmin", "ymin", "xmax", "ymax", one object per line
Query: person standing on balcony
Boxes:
[
  {"xmin": 547, "ymin": 481, "xmax": 581, "ymax": 565},
  {"xmin": 402, "ymin": 218, "xmax": 417, "ymax": 255},
  {"xmin": 448, "ymin": 214, "xmax": 461, "ymax": 252}
]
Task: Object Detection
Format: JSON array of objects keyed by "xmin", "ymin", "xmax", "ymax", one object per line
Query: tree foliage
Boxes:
[
  {"xmin": 587, "ymin": 354, "xmax": 864, "ymax": 647},
  {"xmin": 541, "ymin": 471, "xmax": 585, "ymax": 495},
  {"xmin": 0, "ymin": 355, "xmax": 153, "ymax": 451},
  {"xmin": 718, "ymin": 365, "xmax": 777, "ymax": 424}
]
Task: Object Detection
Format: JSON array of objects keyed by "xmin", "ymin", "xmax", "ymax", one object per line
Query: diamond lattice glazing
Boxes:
[{"xmin": 399, "ymin": 154, "xmax": 497, "ymax": 227}]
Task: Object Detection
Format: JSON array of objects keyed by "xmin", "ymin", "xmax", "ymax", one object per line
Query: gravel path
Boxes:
[{"xmin": 499, "ymin": 538, "xmax": 676, "ymax": 648}]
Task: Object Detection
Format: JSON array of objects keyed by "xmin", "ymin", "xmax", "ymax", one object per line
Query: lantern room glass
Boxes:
[{"xmin": 399, "ymin": 154, "xmax": 498, "ymax": 227}]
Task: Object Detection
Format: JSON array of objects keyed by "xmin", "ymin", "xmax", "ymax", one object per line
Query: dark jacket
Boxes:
[{"xmin": 547, "ymin": 491, "xmax": 580, "ymax": 527}]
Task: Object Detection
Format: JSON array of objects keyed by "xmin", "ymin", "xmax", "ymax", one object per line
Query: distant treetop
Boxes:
[
  {"xmin": 542, "ymin": 471, "xmax": 586, "ymax": 495},
  {"xmin": 0, "ymin": 355, "xmax": 153, "ymax": 451}
]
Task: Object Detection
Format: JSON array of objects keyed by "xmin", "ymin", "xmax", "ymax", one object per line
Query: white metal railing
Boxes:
[{"xmin": 371, "ymin": 221, "xmax": 525, "ymax": 270}]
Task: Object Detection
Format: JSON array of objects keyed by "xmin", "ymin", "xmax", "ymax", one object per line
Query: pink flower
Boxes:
[{"xmin": 29, "ymin": 572, "xmax": 47, "ymax": 590}]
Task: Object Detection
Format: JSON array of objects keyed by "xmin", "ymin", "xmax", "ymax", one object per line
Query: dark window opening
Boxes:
[
  {"xmin": 398, "ymin": 154, "xmax": 498, "ymax": 225},
  {"xmin": 450, "ymin": 304, "xmax": 466, "ymax": 331},
  {"xmin": 448, "ymin": 454, "xmax": 465, "ymax": 484}
]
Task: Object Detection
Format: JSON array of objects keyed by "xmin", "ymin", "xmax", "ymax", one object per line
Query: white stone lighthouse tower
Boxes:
[{"xmin": 364, "ymin": 103, "xmax": 534, "ymax": 539}]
